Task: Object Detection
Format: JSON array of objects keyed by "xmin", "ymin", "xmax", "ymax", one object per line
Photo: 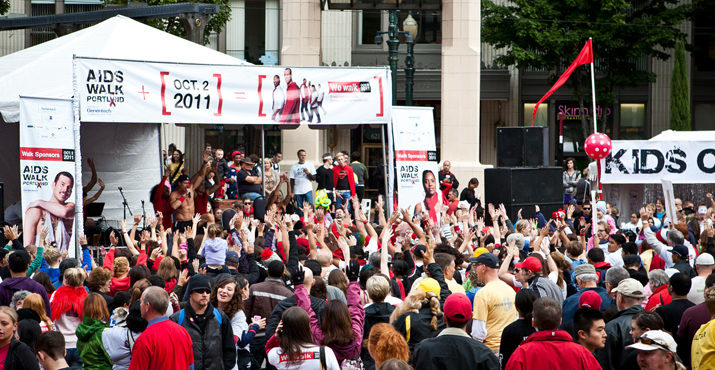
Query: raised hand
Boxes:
[
  {"xmin": 346, "ymin": 259, "xmax": 361, "ymax": 282},
  {"xmin": 120, "ymin": 219, "xmax": 127, "ymax": 233},
  {"xmin": 98, "ymin": 178, "xmax": 105, "ymax": 188},
  {"xmin": 133, "ymin": 214, "xmax": 142, "ymax": 225},
  {"xmin": 291, "ymin": 265, "xmax": 305, "ymax": 286},
  {"xmin": 79, "ymin": 234, "xmax": 88, "ymax": 246}
]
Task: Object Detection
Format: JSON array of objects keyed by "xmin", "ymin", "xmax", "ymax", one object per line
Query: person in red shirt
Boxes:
[
  {"xmin": 445, "ymin": 188, "xmax": 460, "ymax": 216},
  {"xmin": 332, "ymin": 153, "xmax": 356, "ymax": 212},
  {"xmin": 280, "ymin": 68, "xmax": 300, "ymax": 124},
  {"xmin": 150, "ymin": 176, "xmax": 172, "ymax": 230},
  {"xmin": 130, "ymin": 286, "xmax": 194, "ymax": 370}
]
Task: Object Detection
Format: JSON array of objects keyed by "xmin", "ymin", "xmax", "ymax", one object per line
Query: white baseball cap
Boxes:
[
  {"xmin": 696, "ymin": 253, "xmax": 715, "ymax": 266},
  {"xmin": 626, "ymin": 330, "xmax": 677, "ymax": 353}
]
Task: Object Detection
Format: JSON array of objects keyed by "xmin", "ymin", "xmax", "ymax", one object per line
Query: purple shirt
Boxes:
[{"xmin": 678, "ymin": 302, "xmax": 711, "ymax": 340}]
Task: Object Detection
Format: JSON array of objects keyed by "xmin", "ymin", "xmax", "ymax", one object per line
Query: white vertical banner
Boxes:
[
  {"xmin": 20, "ymin": 97, "xmax": 78, "ymax": 256},
  {"xmin": 391, "ymin": 106, "xmax": 441, "ymax": 224},
  {"xmin": 661, "ymin": 179, "xmax": 678, "ymax": 225}
]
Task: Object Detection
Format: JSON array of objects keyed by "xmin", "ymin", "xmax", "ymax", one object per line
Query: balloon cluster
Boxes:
[
  {"xmin": 552, "ymin": 209, "xmax": 566, "ymax": 220},
  {"xmin": 584, "ymin": 132, "xmax": 612, "ymax": 160},
  {"xmin": 314, "ymin": 189, "xmax": 332, "ymax": 209}
]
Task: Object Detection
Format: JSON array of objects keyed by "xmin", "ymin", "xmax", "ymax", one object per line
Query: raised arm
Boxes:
[
  {"xmin": 83, "ymin": 157, "xmax": 97, "ymax": 195},
  {"xmin": 83, "ymin": 179, "xmax": 105, "ymax": 206}
]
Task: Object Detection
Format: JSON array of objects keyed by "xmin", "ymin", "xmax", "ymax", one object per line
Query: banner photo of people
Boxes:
[
  {"xmin": 74, "ymin": 56, "xmax": 392, "ymax": 125},
  {"xmin": 19, "ymin": 97, "xmax": 77, "ymax": 256},
  {"xmin": 600, "ymin": 140, "xmax": 715, "ymax": 184},
  {"xmin": 392, "ymin": 106, "xmax": 440, "ymax": 224}
]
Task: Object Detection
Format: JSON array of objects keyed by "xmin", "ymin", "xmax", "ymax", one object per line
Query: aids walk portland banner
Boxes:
[
  {"xmin": 20, "ymin": 97, "xmax": 77, "ymax": 255},
  {"xmin": 392, "ymin": 107, "xmax": 441, "ymax": 224},
  {"xmin": 601, "ymin": 140, "xmax": 715, "ymax": 184},
  {"xmin": 74, "ymin": 56, "xmax": 391, "ymax": 125}
]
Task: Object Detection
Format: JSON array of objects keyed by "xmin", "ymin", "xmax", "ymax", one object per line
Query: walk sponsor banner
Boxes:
[
  {"xmin": 20, "ymin": 97, "xmax": 77, "ymax": 255},
  {"xmin": 600, "ymin": 140, "xmax": 715, "ymax": 184},
  {"xmin": 74, "ymin": 56, "xmax": 391, "ymax": 125},
  {"xmin": 392, "ymin": 107, "xmax": 441, "ymax": 223}
]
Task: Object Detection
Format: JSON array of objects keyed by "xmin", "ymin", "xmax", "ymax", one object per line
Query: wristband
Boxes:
[{"xmin": 179, "ymin": 196, "xmax": 186, "ymax": 203}]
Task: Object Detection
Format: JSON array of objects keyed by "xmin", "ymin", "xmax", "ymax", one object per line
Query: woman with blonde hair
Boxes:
[
  {"xmin": 50, "ymin": 267, "xmax": 87, "ymax": 367},
  {"xmin": 110, "ymin": 256, "xmax": 131, "ymax": 296},
  {"xmin": 156, "ymin": 257, "xmax": 178, "ymax": 293},
  {"xmin": 76, "ymin": 292, "xmax": 112, "ymax": 369},
  {"xmin": 0, "ymin": 306, "xmax": 39, "ymax": 370},
  {"xmin": 22, "ymin": 293, "xmax": 53, "ymax": 332},
  {"xmin": 367, "ymin": 323, "xmax": 409, "ymax": 368},
  {"xmin": 390, "ymin": 287, "xmax": 443, "ymax": 353}
]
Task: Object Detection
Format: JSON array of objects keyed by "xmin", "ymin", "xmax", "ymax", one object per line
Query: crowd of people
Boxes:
[{"xmin": 0, "ymin": 144, "xmax": 714, "ymax": 370}]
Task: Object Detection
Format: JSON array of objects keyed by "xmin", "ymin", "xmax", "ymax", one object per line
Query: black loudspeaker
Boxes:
[
  {"xmin": 484, "ymin": 167, "xmax": 563, "ymax": 221},
  {"xmin": 253, "ymin": 198, "xmax": 268, "ymax": 222},
  {"xmin": 524, "ymin": 127, "xmax": 550, "ymax": 167},
  {"xmin": 496, "ymin": 127, "xmax": 550, "ymax": 167},
  {"xmin": 496, "ymin": 127, "xmax": 524, "ymax": 167}
]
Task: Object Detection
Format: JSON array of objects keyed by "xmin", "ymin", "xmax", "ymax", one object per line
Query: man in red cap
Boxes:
[
  {"xmin": 514, "ymin": 256, "xmax": 564, "ymax": 305},
  {"xmin": 505, "ymin": 297, "xmax": 602, "ymax": 369},
  {"xmin": 412, "ymin": 293, "xmax": 498, "ymax": 370}
]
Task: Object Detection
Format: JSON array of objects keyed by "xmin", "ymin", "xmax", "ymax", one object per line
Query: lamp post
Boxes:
[
  {"xmin": 375, "ymin": 11, "xmax": 413, "ymax": 105},
  {"xmin": 402, "ymin": 12, "xmax": 417, "ymax": 106}
]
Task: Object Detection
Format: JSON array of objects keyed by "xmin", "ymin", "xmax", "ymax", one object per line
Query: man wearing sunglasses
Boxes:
[
  {"xmin": 170, "ymin": 274, "xmax": 236, "ymax": 370},
  {"xmin": 626, "ymin": 330, "xmax": 685, "ymax": 370}
]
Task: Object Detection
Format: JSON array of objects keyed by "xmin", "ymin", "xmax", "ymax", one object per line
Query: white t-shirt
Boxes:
[
  {"xmin": 289, "ymin": 161, "xmax": 317, "ymax": 195},
  {"xmin": 268, "ymin": 344, "xmax": 340, "ymax": 370},
  {"xmin": 688, "ymin": 276, "xmax": 707, "ymax": 305}
]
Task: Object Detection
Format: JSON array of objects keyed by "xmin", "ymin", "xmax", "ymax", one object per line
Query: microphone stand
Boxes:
[
  {"xmin": 118, "ymin": 187, "xmax": 133, "ymax": 219},
  {"xmin": 141, "ymin": 200, "xmax": 146, "ymax": 229}
]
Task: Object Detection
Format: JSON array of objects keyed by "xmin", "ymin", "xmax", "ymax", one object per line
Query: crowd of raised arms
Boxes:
[{"xmin": 0, "ymin": 146, "xmax": 714, "ymax": 370}]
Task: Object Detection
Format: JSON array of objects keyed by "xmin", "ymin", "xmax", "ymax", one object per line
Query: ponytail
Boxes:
[{"xmin": 425, "ymin": 291, "xmax": 441, "ymax": 331}]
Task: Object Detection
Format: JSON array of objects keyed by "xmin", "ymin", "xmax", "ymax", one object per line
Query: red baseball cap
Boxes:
[
  {"xmin": 514, "ymin": 256, "xmax": 542, "ymax": 273},
  {"xmin": 443, "ymin": 293, "xmax": 472, "ymax": 322},
  {"xmin": 579, "ymin": 290, "xmax": 603, "ymax": 309},
  {"xmin": 332, "ymin": 249, "xmax": 345, "ymax": 260}
]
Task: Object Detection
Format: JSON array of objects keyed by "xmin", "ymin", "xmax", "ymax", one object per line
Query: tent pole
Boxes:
[{"xmin": 381, "ymin": 124, "xmax": 389, "ymax": 218}]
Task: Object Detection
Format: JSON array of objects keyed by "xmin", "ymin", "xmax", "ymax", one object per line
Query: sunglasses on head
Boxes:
[{"xmin": 636, "ymin": 336, "xmax": 670, "ymax": 351}]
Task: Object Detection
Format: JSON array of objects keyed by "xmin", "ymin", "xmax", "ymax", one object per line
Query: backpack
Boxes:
[{"xmin": 177, "ymin": 307, "xmax": 223, "ymax": 326}]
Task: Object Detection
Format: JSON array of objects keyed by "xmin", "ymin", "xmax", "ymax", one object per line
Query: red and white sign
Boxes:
[
  {"xmin": 75, "ymin": 57, "xmax": 391, "ymax": 125},
  {"xmin": 392, "ymin": 107, "xmax": 440, "ymax": 223},
  {"xmin": 20, "ymin": 97, "xmax": 77, "ymax": 255}
]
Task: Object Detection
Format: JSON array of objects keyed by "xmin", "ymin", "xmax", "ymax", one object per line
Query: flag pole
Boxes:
[{"xmin": 589, "ymin": 37, "xmax": 597, "ymax": 134}]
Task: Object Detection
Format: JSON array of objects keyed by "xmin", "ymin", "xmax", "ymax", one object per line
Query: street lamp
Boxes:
[
  {"xmin": 375, "ymin": 11, "xmax": 413, "ymax": 105},
  {"xmin": 402, "ymin": 12, "xmax": 417, "ymax": 106}
]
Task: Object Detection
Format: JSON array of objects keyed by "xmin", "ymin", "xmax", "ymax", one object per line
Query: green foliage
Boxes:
[
  {"xmin": 670, "ymin": 40, "xmax": 690, "ymax": 131},
  {"xmin": 482, "ymin": 0, "xmax": 691, "ymax": 132},
  {"xmin": 140, "ymin": 0, "xmax": 231, "ymax": 45},
  {"xmin": 0, "ymin": 0, "xmax": 10, "ymax": 15}
]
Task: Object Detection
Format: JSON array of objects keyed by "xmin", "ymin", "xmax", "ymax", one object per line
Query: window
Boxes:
[
  {"xmin": 619, "ymin": 104, "xmax": 646, "ymax": 139},
  {"xmin": 359, "ymin": 10, "xmax": 441, "ymax": 45},
  {"xmin": 523, "ymin": 103, "xmax": 548, "ymax": 127}
]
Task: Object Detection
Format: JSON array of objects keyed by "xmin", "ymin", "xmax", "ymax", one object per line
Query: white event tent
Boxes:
[{"xmin": 0, "ymin": 15, "xmax": 251, "ymax": 223}]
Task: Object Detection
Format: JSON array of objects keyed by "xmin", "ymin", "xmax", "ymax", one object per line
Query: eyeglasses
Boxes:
[
  {"xmin": 598, "ymin": 229, "xmax": 607, "ymax": 233},
  {"xmin": 244, "ymin": 202, "xmax": 252, "ymax": 205},
  {"xmin": 636, "ymin": 336, "xmax": 671, "ymax": 352},
  {"xmin": 583, "ymin": 207, "xmax": 591, "ymax": 211},
  {"xmin": 194, "ymin": 289, "xmax": 211, "ymax": 295}
]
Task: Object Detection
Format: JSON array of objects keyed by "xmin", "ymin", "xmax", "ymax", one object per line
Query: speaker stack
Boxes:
[{"xmin": 486, "ymin": 127, "xmax": 562, "ymax": 221}]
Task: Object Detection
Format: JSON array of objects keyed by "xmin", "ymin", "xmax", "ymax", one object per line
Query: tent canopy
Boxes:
[
  {"xmin": 0, "ymin": 15, "xmax": 250, "ymax": 122},
  {"xmin": 649, "ymin": 129, "xmax": 715, "ymax": 142}
]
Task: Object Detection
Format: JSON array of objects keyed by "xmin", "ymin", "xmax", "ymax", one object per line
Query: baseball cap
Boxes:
[
  {"xmin": 225, "ymin": 251, "xmax": 240, "ymax": 267},
  {"xmin": 574, "ymin": 264, "xmax": 597, "ymax": 278},
  {"xmin": 416, "ymin": 278, "xmax": 441, "ymax": 296},
  {"xmin": 669, "ymin": 244, "xmax": 688, "ymax": 259},
  {"xmin": 626, "ymin": 330, "xmax": 677, "ymax": 353},
  {"xmin": 696, "ymin": 253, "xmax": 715, "ymax": 266},
  {"xmin": 176, "ymin": 174, "xmax": 190, "ymax": 183},
  {"xmin": 514, "ymin": 256, "xmax": 542, "ymax": 273},
  {"xmin": 579, "ymin": 290, "xmax": 602, "ymax": 309},
  {"xmin": 443, "ymin": 293, "xmax": 473, "ymax": 322},
  {"xmin": 187, "ymin": 274, "xmax": 212, "ymax": 294},
  {"xmin": 232, "ymin": 150, "xmax": 242, "ymax": 158},
  {"xmin": 469, "ymin": 253, "xmax": 500, "ymax": 268},
  {"xmin": 612, "ymin": 278, "xmax": 645, "ymax": 299},
  {"xmin": 472, "ymin": 247, "xmax": 489, "ymax": 258}
]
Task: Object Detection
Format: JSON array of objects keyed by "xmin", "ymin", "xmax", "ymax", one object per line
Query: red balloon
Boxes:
[{"xmin": 584, "ymin": 133, "xmax": 612, "ymax": 160}]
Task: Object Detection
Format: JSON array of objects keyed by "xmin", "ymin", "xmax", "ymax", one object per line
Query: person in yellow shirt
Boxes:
[
  {"xmin": 470, "ymin": 253, "xmax": 517, "ymax": 353},
  {"xmin": 691, "ymin": 286, "xmax": 715, "ymax": 370}
]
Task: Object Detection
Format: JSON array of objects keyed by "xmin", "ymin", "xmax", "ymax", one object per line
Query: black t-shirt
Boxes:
[
  {"xmin": 499, "ymin": 318, "xmax": 535, "ymax": 370},
  {"xmin": 237, "ymin": 169, "xmax": 261, "ymax": 195},
  {"xmin": 655, "ymin": 299, "xmax": 695, "ymax": 336},
  {"xmin": 335, "ymin": 167, "xmax": 350, "ymax": 191},
  {"xmin": 316, "ymin": 165, "xmax": 333, "ymax": 190}
]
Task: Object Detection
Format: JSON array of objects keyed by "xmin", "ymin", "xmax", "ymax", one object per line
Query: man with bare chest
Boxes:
[
  {"xmin": 170, "ymin": 166, "xmax": 206, "ymax": 232},
  {"xmin": 24, "ymin": 171, "xmax": 75, "ymax": 252}
]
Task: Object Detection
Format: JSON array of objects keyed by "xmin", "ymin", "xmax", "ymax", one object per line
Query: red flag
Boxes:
[{"xmin": 531, "ymin": 39, "xmax": 594, "ymax": 126}]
